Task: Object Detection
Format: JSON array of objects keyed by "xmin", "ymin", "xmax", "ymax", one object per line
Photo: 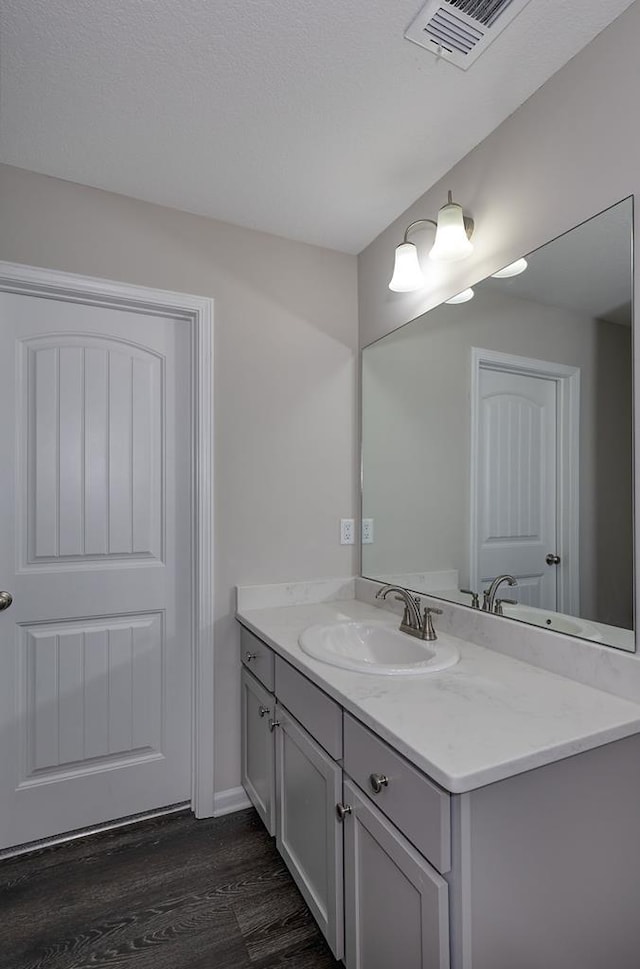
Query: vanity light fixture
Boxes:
[
  {"xmin": 491, "ymin": 257, "xmax": 528, "ymax": 278},
  {"xmin": 445, "ymin": 288, "xmax": 475, "ymax": 304},
  {"xmin": 389, "ymin": 190, "xmax": 475, "ymax": 292},
  {"xmin": 388, "ymin": 241, "xmax": 425, "ymax": 292}
]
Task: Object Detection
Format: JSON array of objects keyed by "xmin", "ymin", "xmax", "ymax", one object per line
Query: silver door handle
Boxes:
[
  {"xmin": 258, "ymin": 705, "xmax": 270, "ymax": 718},
  {"xmin": 0, "ymin": 591, "xmax": 13, "ymax": 611},
  {"xmin": 245, "ymin": 651, "xmax": 257, "ymax": 662},
  {"xmin": 545, "ymin": 554, "xmax": 561, "ymax": 566},
  {"xmin": 336, "ymin": 803, "xmax": 352, "ymax": 821},
  {"xmin": 268, "ymin": 719, "xmax": 281, "ymax": 732}
]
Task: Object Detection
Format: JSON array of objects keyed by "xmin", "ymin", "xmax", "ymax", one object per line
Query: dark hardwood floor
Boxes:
[{"xmin": 0, "ymin": 809, "xmax": 342, "ymax": 969}]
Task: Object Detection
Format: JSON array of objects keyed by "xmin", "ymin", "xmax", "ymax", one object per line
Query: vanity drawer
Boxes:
[
  {"xmin": 240, "ymin": 627, "xmax": 275, "ymax": 692},
  {"xmin": 275, "ymin": 657, "xmax": 343, "ymax": 760},
  {"xmin": 344, "ymin": 713, "xmax": 451, "ymax": 873}
]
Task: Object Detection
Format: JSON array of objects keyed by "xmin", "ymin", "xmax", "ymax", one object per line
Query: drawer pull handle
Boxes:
[
  {"xmin": 369, "ymin": 773, "xmax": 389, "ymax": 794},
  {"xmin": 245, "ymin": 651, "xmax": 257, "ymax": 662},
  {"xmin": 336, "ymin": 803, "xmax": 352, "ymax": 821},
  {"xmin": 269, "ymin": 719, "xmax": 281, "ymax": 732},
  {"xmin": 258, "ymin": 705, "xmax": 270, "ymax": 718}
]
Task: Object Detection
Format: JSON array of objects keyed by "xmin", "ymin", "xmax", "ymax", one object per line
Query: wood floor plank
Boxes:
[
  {"xmin": 0, "ymin": 809, "xmax": 339, "ymax": 969},
  {"xmin": 233, "ymin": 879, "xmax": 323, "ymax": 961}
]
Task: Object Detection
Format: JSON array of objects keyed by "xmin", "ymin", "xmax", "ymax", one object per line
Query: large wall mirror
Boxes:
[{"xmin": 362, "ymin": 198, "xmax": 634, "ymax": 651}]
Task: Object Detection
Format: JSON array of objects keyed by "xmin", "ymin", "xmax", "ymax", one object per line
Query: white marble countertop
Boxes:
[{"xmin": 236, "ymin": 597, "xmax": 640, "ymax": 794}]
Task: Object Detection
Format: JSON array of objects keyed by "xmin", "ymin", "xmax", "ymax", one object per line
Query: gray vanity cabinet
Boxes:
[
  {"xmin": 343, "ymin": 778, "xmax": 449, "ymax": 969},
  {"xmin": 240, "ymin": 637, "xmax": 345, "ymax": 960},
  {"xmin": 274, "ymin": 701, "xmax": 344, "ymax": 960},
  {"xmin": 240, "ymin": 621, "xmax": 640, "ymax": 968},
  {"xmin": 240, "ymin": 668, "xmax": 276, "ymax": 835}
]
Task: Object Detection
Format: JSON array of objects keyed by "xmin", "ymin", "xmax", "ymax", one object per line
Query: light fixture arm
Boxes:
[{"xmin": 402, "ymin": 218, "xmax": 438, "ymax": 244}]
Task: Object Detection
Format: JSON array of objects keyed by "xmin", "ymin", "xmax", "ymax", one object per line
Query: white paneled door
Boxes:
[
  {"xmin": 0, "ymin": 291, "xmax": 192, "ymax": 850},
  {"xmin": 476, "ymin": 366, "xmax": 558, "ymax": 609}
]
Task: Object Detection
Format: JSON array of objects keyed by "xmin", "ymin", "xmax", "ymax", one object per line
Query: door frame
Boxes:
[
  {"xmin": 0, "ymin": 260, "xmax": 215, "ymax": 819},
  {"xmin": 469, "ymin": 347, "xmax": 580, "ymax": 615}
]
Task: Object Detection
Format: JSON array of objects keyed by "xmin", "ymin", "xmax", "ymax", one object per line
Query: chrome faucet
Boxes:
[
  {"xmin": 483, "ymin": 575, "xmax": 518, "ymax": 614},
  {"xmin": 375, "ymin": 584, "xmax": 442, "ymax": 641}
]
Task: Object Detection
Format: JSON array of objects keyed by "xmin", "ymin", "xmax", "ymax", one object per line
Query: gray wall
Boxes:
[
  {"xmin": 362, "ymin": 287, "xmax": 633, "ymax": 625},
  {"xmin": 0, "ymin": 163, "xmax": 359, "ymax": 795},
  {"xmin": 595, "ymin": 320, "xmax": 634, "ymax": 626}
]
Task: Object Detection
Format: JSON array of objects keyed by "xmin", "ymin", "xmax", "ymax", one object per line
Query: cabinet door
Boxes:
[
  {"xmin": 343, "ymin": 778, "xmax": 449, "ymax": 969},
  {"xmin": 241, "ymin": 668, "xmax": 276, "ymax": 835},
  {"xmin": 275, "ymin": 702, "xmax": 344, "ymax": 960}
]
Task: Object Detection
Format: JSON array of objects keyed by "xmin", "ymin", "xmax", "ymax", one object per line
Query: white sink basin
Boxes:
[
  {"xmin": 298, "ymin": 620, "xmax": 459, "ymax": 675},
  {"xmin": 501, "ymin": 604, "xmax": 603, "ymax": 641}
]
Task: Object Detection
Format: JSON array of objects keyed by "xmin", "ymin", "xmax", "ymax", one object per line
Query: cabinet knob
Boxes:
[
  {"xmin": 369, "ymin": 773, "xmax": 389, "ymax": 794},
  {"xmin": 336, "ymin": 803, "xmax": 352, "ymax": 821},
  {"xmin": 245, "ymin": 651, "xmax": 257, "ymax": 662},
  {"xmin": 258, "ymin": 705, "xmax": 270, "ymax": 718},
  {"xmin": 268, "ymin": 719, "xmax": 281, "ymax": 732}
]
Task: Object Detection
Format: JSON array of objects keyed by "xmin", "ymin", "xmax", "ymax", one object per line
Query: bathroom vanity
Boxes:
[{"xmin": 237, "ymin": 594, "xmax": 640, "ymax": 969}]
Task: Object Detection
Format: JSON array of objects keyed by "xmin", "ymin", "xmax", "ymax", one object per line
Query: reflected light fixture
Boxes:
[
  {"xmin": 491, "ymin": 257, "xmax": 528, "ymax": 278},
  {"xmin": 389, "ymin": 190, "xmax": 475, "ymax": 292},
  {"xmin": 445, "ymin": 288, "xmax": 475, "ymax": 304}
]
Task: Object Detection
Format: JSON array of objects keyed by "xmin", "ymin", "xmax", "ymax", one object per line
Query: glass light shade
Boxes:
[
  {"xmin": 389, "ymin": 242, "xmax": 425, "ymax": 292},
  {"xmin": 429, "ymin": 202, "xmax": 473, "ymax": 262},
  {"xmin": 445, "ymin": 288, "xmax": 475, "ymax": 304},
  {"xmin": 491, "ymin": 257, "xmax": 528, "ymax": 278}
]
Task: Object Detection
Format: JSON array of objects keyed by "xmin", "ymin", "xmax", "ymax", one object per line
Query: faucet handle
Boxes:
[
  {"xmin": 421, "ymin": 605, "xmax": 442, "ymax": 642},
  {"xmin": 494, "ymin": 598, "xmax": 517, "ymax": 616},
  {"xmin": 460, "ymin": 589, "xmax": 480, "ymax": 609}
]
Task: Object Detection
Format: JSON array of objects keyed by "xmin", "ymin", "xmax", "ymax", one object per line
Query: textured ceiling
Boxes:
[{"xmin": 0, "ymin": 0, "xmax": 635, "ymax": 253}]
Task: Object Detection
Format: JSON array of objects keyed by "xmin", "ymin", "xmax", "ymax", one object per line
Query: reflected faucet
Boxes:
[{"xmin": 483, "ymin": 575, "xmax": 518, "ymax": 614}]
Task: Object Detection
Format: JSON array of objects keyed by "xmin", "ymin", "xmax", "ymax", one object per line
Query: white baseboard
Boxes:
[{"xmin": 213, "ymin": 786, "xmax": 252, "ymax": 817}]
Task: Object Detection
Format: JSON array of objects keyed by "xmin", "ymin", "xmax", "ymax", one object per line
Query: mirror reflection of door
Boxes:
[
  {"xmin": 471, "ymin": 349, "xmax": 580, "ymax": 614},
  {"xmin": 476, "ymin": 366, "xmax": 558, "ymax": 609}
]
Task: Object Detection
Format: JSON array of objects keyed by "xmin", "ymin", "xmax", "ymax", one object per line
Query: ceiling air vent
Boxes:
[{"xmin": 405, "ymin": 0, "xmax": 534, "ymax": 70}]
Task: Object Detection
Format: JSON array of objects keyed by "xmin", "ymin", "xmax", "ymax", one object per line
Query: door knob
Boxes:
[
  {"xmin": 0, "ymin": 591, "xmax": 13, "ymax": 611},
  {"xmin": 336, "ymin": 803, "xmax": 352, "ymax": 821},
  {"xmin": 545, "ymin": 554, "xmax": 561, "ymax": 566}
]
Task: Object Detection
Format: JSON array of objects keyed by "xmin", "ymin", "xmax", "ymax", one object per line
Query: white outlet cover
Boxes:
[
  {"xmin": 362, "ymin": 518, "xmax": 374, "ymax": 544},
  {"xmin": 340, "ymin": 519, "xmax": 355, "ymax": 545}
]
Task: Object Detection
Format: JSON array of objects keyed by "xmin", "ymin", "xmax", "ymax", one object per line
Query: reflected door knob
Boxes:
[
  {"xmin": 545, "ymin": 554, "xmax": 561, "ymax": 566},
  {"xmin": 0, "ymin": 591, "xmax": 12, "ymax": 611}
]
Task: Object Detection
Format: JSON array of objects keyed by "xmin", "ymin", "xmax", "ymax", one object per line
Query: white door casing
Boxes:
[
  {"xmin": 0, "ymin": 262, "xmax": 214, "ymax": 849},
  {"xmin": 470, "ymin": 348, "xmax": 580, "ymax": 614}
]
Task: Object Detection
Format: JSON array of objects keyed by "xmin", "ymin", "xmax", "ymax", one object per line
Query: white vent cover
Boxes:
[{"xmin": 405, "ymin": 0, "xmax": 534, "ymax": 69}]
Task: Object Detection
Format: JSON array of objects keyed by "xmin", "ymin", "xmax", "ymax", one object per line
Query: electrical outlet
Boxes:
[
  {"xmin": 362, "ymin": 518, "xmax": 374, "ymax": 544},
  {"xmin": 340, "ymin": 518, "xmax": 355, "ymax": 545}
]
